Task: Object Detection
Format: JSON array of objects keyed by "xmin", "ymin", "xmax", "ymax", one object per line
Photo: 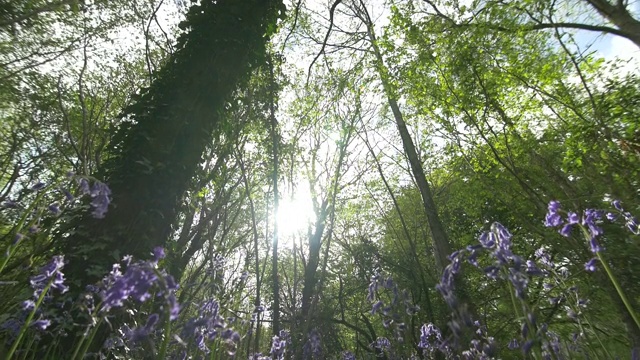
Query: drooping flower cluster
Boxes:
[
  {"xmin": 270, "ymin": 330, "xmax": 290, "ymax": 359},
  {"xmin": 303, "ymin": 328, "xmax": 322, "ymax": 359},
  {"xmin": 77, "ymin": 178, "xmax": 112, "ymax": 219},
  {"xmin": 19, "ymin": 255, "xmax": 69, "ymax": 330},
  {"xmin": 543, "ymin": 199, "xmax": 640, "ymax": 272},
  {"xmin": 341, "ymin": 350, "xmax": 356, "ymax": 360},
  {"xmin": 179, "ymin": 298, "xmax": 242, "ymax": 356},
  {"xmin": 100, "ymin": 248, "xmax": 178, "ymax": 317},
  {"xmin": 28, "ymin": 255, "xmax": 68, "ymax": 299},
  {"xmin": 418, "ymin": 323, "xmax": 444, "ymax": 352}
]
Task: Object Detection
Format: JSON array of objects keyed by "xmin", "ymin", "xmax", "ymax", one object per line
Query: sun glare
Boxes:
[{"xmin": 275, "ymin": 190, "xmax": 315, "ymax": 247}]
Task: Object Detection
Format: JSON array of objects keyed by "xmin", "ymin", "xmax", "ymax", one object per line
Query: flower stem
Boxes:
[
  {"xmin": 596, "ymin": 252, "xmax": 640, "ymax": 331},
  {"xmin": 4, "ymin": 281, "xmax": 52, "ymax": 360}
]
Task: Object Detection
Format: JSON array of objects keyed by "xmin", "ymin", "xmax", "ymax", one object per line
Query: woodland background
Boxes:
[{"xmin": 0, "ymin": 0, "xmax": 640, "ymax": 358}]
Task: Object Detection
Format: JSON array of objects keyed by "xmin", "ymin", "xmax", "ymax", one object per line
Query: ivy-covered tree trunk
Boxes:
[{"xmin": 60, "ymin": 0, "xmax": 284, "ymax": 289}]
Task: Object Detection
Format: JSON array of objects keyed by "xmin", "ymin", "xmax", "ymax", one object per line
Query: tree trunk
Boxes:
[
  {"xmin": 60, "ymin": 0, "xmax": 284, "ymax": 291},
  {"xmin": 268, "ymin": 55, "xmax": 282, "ymax": 337},
  {"xmin": 363, "ymin": 19, "xmax": 453, "ymax": 273},
  {"xmin": 584, "ymin": 0, "xmax": 640, "ymax": 48}
]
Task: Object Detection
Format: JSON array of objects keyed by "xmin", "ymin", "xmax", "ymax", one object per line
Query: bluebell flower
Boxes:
[
  {"xmin": 89, "ymin": 181, "xmax": 111, "ymax": 218},
  {"xmin": 478, "ymin": 231, "xmax": 495, "ymax": 248},
  {"xmin": 535, "ymin": 247, "xmax": 554, "ymax": 268},
  {"xmin": 270, "ymin": 331, "xmax": 288, "ymax": 359},
  {"xmin": 584, "ymin": 258, "xmax": 598, "ymax": 272},
  {"xmin": 613, "ymin": 200, "xmax": 623, "ymax": 211},
  {"xmin": 78, "ymin": 178, "xmax": 90, "ymax": 194},
  {"xmin": 61, "ymin": 188, "xmax": 74, "ymax": 202},
  {"xmin": 48, "ymin": 203, "xmax": 61, "ymax": 215},
  {"xmin": 31, "ymin": 182, "xmax": 46, "ymax": 191},
  {"xmin": 22, "ymin": 300, "xmax": 35, "ymax": 310},
  {"xmin": 544, "ymin": 201, "xmax": 563, "ymax": 227},
  {"xmin": 508, "ymin": 338, "xmax": 519, "ymax": 350},
  {"xmin": 545, "ymin": 212, "xmax": 563, "ymax": 227},
  {"xmin": 559, "ymin": 223, "xmax": 573, "ymax": 237},
  {"xmin": 418, "ymin": 323, "xmax": 444, "ymax": 354},
  {"xmin": 372, "ymin": 337, "xmax": 390, "ymax": 350},
  {"xmin": 509, "ymin": 269, "xmax": 529, "ymax": 299},
  {"xmin": 341, "ymin": 351, "xmax": 355, "ymax": 360},
  {"xmin": 30, "ymin": 255, "xmax": 68, "ymax": 297},
  {"xmin": 525, "ymin": 260, "xmax": 543, "ymax": 276},
  {"xmin": 303, "ymin": 328, "xmax": 322, "ymax": 359},
  {"xmin": 152, "ymin": 247, "xmax": 166, "ymax": 262},
  {"xmin": 31, "ymin": 319, "xmax": 51, "ymax": 330},
  {"xmin": 548, "ymin": 201, "xmax": 561, "ymax": 213},
  {"xmin": 523, "ymin": 340, "xmax": 535, "ymax": 354},
  {"xmin": 371, "ymin": 300, "xmax": 383, "ymax": 314}
]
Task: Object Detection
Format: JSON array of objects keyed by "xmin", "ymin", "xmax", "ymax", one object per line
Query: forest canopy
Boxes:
[{"xmin": 0, "ymin": 0, "xmax": 639, "ymax": 359}]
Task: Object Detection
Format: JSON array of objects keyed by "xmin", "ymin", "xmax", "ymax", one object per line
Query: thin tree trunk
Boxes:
[
  {"xmin": 362, "ymin": 15, "xmax": 453, "ymax": 273},
  {"xmin": 268, "ymin": 55, "xmax": 282, "ymax": 336},
  {"xmin": 237, "ymin": 149, "xmax": 263, "ymax": 353}
]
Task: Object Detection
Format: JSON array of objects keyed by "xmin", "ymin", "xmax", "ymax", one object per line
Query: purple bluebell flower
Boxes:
[
  {"xmin": 48, "ymin": 203, "xmax": 61, "ymax": 215},
  {"xmin": 509, "ymin": 269, "xmax": 529, "ymax": 299},
  {"xmin": 89, "ymin": 181, "xmax": 111, "ymax": 218},
  {"xmin": 545, "ymin": 213, "xmax": 563, "ymax": 227},
  {"xmin": 567, "ymin": 212, "xmax": 579, "ymax": 224},
  {"xmin": 341, "ymin": 351, "xmax": 355, "ymax": 360},
  {"xmin": 31, "ymin": 319, "xmax": 51, "ymax": 330},
  {"xmin": 544, "ymin": 201, "xmax": 563, "ymax": 227},
  {"xmin": 418, "ymin": 323, "xmax": 443, "ymax": 350},
  {"xmin": 559, "ymin": 223, "xmax": 573, "ymax": 237},
  {"xmin": 372, "ymin": 337, "xmax": 391, "ymax": 350},
  {"xmin": 589, "ymin": 236, "xmax": 602, "ymax": 253},
  {"xmin": 22, "ymin": 300, "xmax": 35, "ymax": 310},
  {"xmin": 482, "ymin": 338, "xmax": 497, "ymax": 357},
  {"xmin": 240, "ymin": 271, "xmax": 249, "ymax": 281},
  {"xmin": 584, "ymin": 258, "xmax": 598, "ymax": 272},
  {"xmin": 152, "ymin": 247, "xmax": 166, "ymax": 262},
  {"xmin": 31, "ymin": 182, "xmax": 46, "ymax": 191},
  {"xmin": 30, "ymin": 255, "xmax": 68, "ymax": 297},
  {"xmin": 627, "ymin": 217, "xmax": 639, "ymax": 234},
  {"xmin": 523, "ymin": 339, "xmax": 535, "ymax": 354},
  {"xmin": 525, "ymin": 260, "xmax": 543, "ymax": 276},
  {"xmin": 303, "ymin": 328, "xmax": 322, "ymax": 359},
  {"xmin": 483, "ymin": 265, "xmax": 499, "ymax": 279},
  {"xmin": 535, "ymin": 247, "xmax": 554, "ymax": 268},
  {"xmin": 78, "ymin": 178, "xmax": 90, "ymax": 194},
  {"xmin": 371, "ymin": 300, "xmax": 383, "ymax": 314},
  {"xmin": 100, "ymin": 255, "xmax": 178, "ymax": 315},
  {"xmin": 1, "ymin": 318, "xmax": 21, "ymax": 339},
  {"xmin": 478, "ymin": 232, "xmax": 496, "ymax": 248},
  {"xmin": 367, "ymin": 272, "xmax": 380, "ymax": 302},
  {"xmin": 613, "ymin": 200, "xmax": 623, "ymax": 211},
  {"xmin": 508, "ymin": 339, "xmax": 519, "ymax": 350},
  {"xmin": 270, "ymin": 334, "xmax": 287, "ymax": 359},
  {"xmin": 61, "ymin": 188, "xmax": 74, "ymax": 201}
]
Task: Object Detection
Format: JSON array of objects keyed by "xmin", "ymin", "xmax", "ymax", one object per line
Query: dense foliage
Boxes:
[{"xmin": 1, "ymin": 0, "xmax": 639, "ymax": 359}]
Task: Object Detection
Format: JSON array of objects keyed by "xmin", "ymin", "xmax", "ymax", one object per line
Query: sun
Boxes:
[{"xmin": 275, "ymin": 189, "xmax": 316, "ymax": 247}]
